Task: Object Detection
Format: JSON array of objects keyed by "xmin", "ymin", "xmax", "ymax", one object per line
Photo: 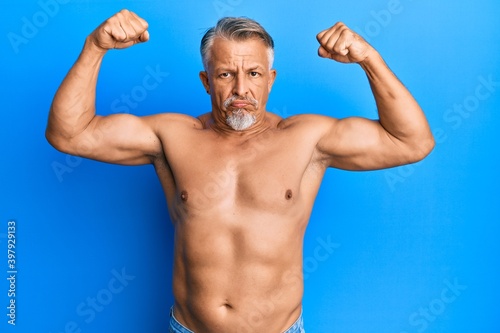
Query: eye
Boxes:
[
  {"xmin": 219, "ymin": 72, "xmax": 232, "ymax": 79},
  {"xmin": 249, "ymin": 71, "xmax": 261, "ymax": 77}
]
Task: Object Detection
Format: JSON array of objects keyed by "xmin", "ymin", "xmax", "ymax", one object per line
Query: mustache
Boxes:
[{"xmin": 223, "ymin": 95, "xmax": 259, "ymax": 109}]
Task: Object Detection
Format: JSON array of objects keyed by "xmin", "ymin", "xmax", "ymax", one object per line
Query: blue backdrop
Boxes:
[{"xmin": 2, "ymin": 0, "xmax": 499, "ymax": 332}]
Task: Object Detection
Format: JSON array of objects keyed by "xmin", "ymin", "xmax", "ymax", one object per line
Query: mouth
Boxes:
[
  {"xmin": 223, "ymin": 95, "xmax": 259, "ymax": 110},
  {"xmin": 231, "ymin": 101, "xmax": 251, "ymax": 108}
]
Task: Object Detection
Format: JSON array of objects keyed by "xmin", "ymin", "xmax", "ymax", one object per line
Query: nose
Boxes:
[{"xmin": 232, "ymin": 74, "xmax": 249, "ymax": 97}]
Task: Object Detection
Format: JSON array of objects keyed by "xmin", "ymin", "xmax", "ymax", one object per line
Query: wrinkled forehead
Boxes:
[{"xmin": 207, "ymin": 37, "xmax": 272, "ymax": 69}]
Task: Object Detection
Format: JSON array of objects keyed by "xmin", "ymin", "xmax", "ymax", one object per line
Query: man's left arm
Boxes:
[{"xmin": 315, "ymin": 22, "xmax": 435, "ymax": 170}]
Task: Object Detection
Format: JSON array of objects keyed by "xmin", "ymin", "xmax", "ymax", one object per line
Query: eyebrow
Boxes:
[
  {"xmin": 247, "ymin": 66, "xmax": 264, "ymax": 71},
  {"xmin": 214, "ymin": 65, "xmax": 265, "ymax": 72}
]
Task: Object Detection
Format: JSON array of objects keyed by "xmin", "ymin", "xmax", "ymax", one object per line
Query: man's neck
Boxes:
[{"xmin": 205, "ymin": 111, "xmax": 276, "ymax": 138}]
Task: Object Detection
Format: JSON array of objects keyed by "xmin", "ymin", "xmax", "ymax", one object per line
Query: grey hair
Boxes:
[{"xmin": 200, "ymin": 17, "xmax": 275, "ymax": 70}]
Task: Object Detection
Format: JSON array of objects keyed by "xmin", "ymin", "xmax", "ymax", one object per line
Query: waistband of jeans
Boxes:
[
  {"xmin": 170, "ymin": 306, "xmax": 303, "ymax": 333},
  {"xmin": 170, "ymin": 307, "xmax": 194, "ymax": 333},
  {"xmin": 282, "ymin": 307, "xmax": 304, "ymax": 333}
]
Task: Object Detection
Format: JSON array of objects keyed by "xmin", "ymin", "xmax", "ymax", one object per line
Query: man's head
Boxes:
[
  {"xmin": 199, "ymin": 17, "xmax": 277, "ymax": 132},
  {"xmin": 200, "ymin": 17, "xmax": 275, "ymax": 71}
]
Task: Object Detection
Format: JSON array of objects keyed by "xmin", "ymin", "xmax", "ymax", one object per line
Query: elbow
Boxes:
[
  {"xmin": 45, "ymin": 128, "xmax": 73, "ymax": 155},
  {"xmin": 45, "ymin": 112, "xmax": 66, "ymax": 151},
  {"xmin": 45, "ymin": 115, "xmax": 80, "ymax": 154},
  {"xmin": 407, "ymin": 132, "xmax": 435, "ymax": 163},
  {"xmin": 45, "ymin": 129, "xmax": 63, "ymax": 151},
  {"xmin": 45, "ymin": 128, "xmax": 55, "ymax": 146}
]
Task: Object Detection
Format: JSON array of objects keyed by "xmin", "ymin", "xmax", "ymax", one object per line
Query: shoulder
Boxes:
[
  {"xmin": 277, "ymin": 113, "xmax": 340, "ymax": 133},
  {"xmin": 145, "ymin": 112, "xmax": 204, "ymax": 133}
]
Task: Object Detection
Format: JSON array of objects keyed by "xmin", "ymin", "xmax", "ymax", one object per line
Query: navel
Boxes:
[
  {"xmin": 180, "ymin": 190, "xmax": 189, "ymax": 202},
  {"xmin": 222, "ymin": 302, "xmax": 233, "ymax": 309},
  {"xmin": 285, "ymin": 189, "xmax": 293, "ymax": 200}
]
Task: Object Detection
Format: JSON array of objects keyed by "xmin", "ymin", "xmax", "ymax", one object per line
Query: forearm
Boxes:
[
  {"xmin": 359, "ymin": 51, "xmax": 433, "ymax": 149},
  {"xmin": 46, "ymin": 37, "xmax": 106, "ymax": 141}
]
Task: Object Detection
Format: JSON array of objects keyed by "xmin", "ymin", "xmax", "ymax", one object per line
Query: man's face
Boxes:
[{"xmin": 200, "ymin": 37, "xmax": 277, "ymax": 131}]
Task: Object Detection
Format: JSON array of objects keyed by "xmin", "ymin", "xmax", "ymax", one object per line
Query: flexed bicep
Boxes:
[
  {"xmin": 316, "ymin": 116, "xmax": 416, "ymax": 171},
  {"xmin": 49, "ymin": 113, "xmax": 163, "ymax": 165}
]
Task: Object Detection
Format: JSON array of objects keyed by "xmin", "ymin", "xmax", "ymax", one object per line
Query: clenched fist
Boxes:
[
  {"xmin": 316, "ymin": 22, "xmax": 374, "ymax": 64},
  {"xmin": 89, "ymin": 9, "xmax": 149, "ymax": 52}
]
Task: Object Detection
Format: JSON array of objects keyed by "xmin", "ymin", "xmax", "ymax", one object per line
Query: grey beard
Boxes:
[{"xmin": 226, "ymin": 109, "xmax": 256, "ymax": 131}]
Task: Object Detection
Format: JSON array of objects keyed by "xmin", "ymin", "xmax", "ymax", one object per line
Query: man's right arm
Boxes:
[{"xmin": 46, "ymin": 9, "xmax": 162, "ymax": 165}]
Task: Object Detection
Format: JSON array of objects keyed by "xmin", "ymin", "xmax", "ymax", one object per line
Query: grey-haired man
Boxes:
[{"xmin": 46, "ymin": 9, "xmax": 434, "ymax": 332}]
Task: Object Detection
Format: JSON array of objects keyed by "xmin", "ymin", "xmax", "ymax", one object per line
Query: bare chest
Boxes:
[{"xmin": 159, "ymin": 128, "xmax": 321, "ymax": 218}]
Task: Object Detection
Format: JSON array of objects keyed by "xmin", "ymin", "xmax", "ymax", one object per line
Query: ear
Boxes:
[
  {"xmin": 199, "ymin": 71, "xmax": 210, "ymax": 94},
  {"xmin": 268, "ymin": 69, "xmax": 277, "ymax": 92}
]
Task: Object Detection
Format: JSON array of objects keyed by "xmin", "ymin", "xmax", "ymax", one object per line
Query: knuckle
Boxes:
[
  {"xmin": 105, "ymin": 17, "xmax": 115, "ymax": 25},
  {"xmin": 110, "ymin": 27, "xmax": 125, "ymax": 40},
  {"xmin": 339, "ymin": 26, "xmax": 349, "ymax": 34}
]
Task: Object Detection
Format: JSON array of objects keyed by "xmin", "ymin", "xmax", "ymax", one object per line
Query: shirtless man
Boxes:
[{"xmin": 46, "ymin": 9, "xmax": 434, "ymax": 333}]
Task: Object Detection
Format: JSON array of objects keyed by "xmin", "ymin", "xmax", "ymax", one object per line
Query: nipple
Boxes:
[
  {"xmin": 285, "ymin": 189, "xmax": 293, "ymax": 200},
  {"xmin": 180, "ymin": 191, "xmax": 188, "ymax": 202}
]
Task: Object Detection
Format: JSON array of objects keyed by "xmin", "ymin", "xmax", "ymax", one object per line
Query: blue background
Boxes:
[{"xmin": 1, "ymin": 0, "xmax": 499, "ymax": 332}]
